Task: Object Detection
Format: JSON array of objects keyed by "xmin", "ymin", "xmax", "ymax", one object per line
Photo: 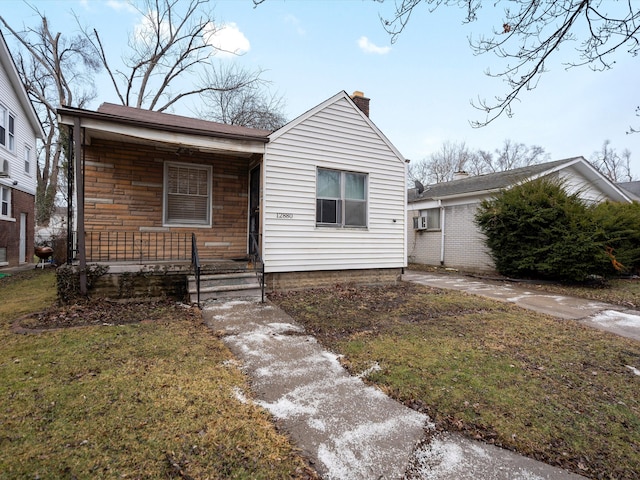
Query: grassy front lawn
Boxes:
[
  {"xmin": 270, "ymin": 283, "xmax": 640, "ymax": 479},
  {"xmin": 0, "ymin": 269, "xmax": 316, "ymax": 479}
]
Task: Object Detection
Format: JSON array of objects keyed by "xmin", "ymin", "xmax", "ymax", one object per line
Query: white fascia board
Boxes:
[{"xmin": 58, "ymin": 114, "xmax": 266, "ymax": 155}]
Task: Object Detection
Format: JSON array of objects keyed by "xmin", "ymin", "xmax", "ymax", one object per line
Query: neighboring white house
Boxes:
[
  {"xmin": 407, "ymin": 157, "xmax": 633, "ymax": 273},
  {"xmin": 0, "ymin": 29, "xmax": 44, "ymax": 268},
  {"xmin": 263, "ymin": 91, "xmax": 407, "ymax": 289}
]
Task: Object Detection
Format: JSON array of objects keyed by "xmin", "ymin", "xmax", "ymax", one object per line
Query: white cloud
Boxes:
[
  {"xmin": 358, "ymin": 36, "xmax": 391, "ymax": 55},
  {"xmin": 106, "ymin": 0, "xmax": 138, "ymax": 14},
  {"xmin": 133, "ymin": 11, "xmax": 171, "ymax": 46},
  {"xmin": 204, "ymin": 22, "xmax": 250, "ymax": 58},
  {"xmin": 284, "ymin": 14, "xmax": 305, "ymax": 35}
]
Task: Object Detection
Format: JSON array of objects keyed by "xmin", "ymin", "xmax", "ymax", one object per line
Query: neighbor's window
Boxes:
[
  {"xmin": 0, "ymin": 247, "xmax": 6, "ymax": 263},
  {"xmin": 1, "ymin": 185, "xmax": 11, "ymax": 217},
  {"xmin": 0, "ymin": 105, "xmax": 6, "ymax": 147},
  {"xmin": 163, "ymin": 162, "xmax": 212, "ymax": 226},
  {"xmin": 25, "ymin": 146, "xmax": 31, "ymax": 174},
  {"xmin": 422, "ymin": 208, "xmax": 441, "ymax": 230},
  {"xmin": 8, "ymin": 113, "xmax": 15, "ymax": 152},
  {"xmin": 316, "ymin": 168, "xmax": 367, "ymax": 227}
]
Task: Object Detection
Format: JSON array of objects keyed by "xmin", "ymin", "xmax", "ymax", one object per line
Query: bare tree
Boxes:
[
  {"xmin": 85, "ymin": 0, "xmax": 266, "ymax": 113},
  {"xmin": 374, "ymin": 0, "xmax": 640, "ymax": 127},
  {"xmin": 408, "ymin": 139, "xmax": 548, "ymax": 186},
  {"xmin": 198, "ymin": 64, "xmax": 287, "ymax": 130},
  {"xmin": 0, "ymin": 11, "xmax": 100, "ymax": 226},
  {"xmin": 408, "ymin": 141, "xmax": 476, "ymax": 185},
  {"xmin": 590, "ymin": 140, "xmax": 636, "ymax": 182},
  {"xmin": 490, "ymin": 139, "xmax": 549, "ymax": 172}
]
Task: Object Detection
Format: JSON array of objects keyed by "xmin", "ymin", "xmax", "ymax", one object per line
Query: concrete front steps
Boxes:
[{"xmin": 188, "ymin": 271, "xmax": 262, "ymax": 303}]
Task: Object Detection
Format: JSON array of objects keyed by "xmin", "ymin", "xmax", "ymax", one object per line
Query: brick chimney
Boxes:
[{"xmin": 351, "ymin": 91, "xmax": 370, "ymax": 117}]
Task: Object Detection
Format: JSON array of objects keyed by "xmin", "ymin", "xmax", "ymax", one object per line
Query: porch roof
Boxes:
[{"xmin": 57, "ymin": 103, "xmax": 271, "ymax": 156}]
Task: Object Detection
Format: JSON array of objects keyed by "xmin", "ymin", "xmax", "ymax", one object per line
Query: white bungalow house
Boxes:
[
  {"xmin": 0, "ymin": 30, "xmax": 44, "ymax": 268},
  {"xmin": 57, "ymin": 91, "xmax": 407, "ymax": 299},
  {"xmin": 407, "ymin": 157, "xmax": 633, "ymax": 274}
]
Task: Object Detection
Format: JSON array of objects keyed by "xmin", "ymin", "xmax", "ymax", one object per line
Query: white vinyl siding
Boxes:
[
  {"xmin": 0, "ymin": 58, "xmax": 39, "ymax": 196},
  {"xmin": 263, "ymin": 93, "xmax": 406, "ymax": 273},
  {"xmin": 163, "ymin": 162, "xmax": 212, "ymax": 227}
]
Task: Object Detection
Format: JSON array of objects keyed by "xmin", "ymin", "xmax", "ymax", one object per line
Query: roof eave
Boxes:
[{"xmin": 57, "ymin": 106, "xmax": 270, "ymax": 144}]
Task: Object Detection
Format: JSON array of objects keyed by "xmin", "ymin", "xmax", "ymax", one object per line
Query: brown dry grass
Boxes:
[{"xmin": 270, "ymin": 282, "xmax": 640, "ymax": 479}]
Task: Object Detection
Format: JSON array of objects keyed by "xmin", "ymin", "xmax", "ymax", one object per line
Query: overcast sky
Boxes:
[{"xmin": 3, "ymin": 0, "xmax": 639, "ymax": 177}]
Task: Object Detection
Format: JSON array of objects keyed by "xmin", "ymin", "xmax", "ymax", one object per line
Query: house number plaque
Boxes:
[{"xmin": 276, "ymin": 213, "xmax": 294, "ymax": 219}]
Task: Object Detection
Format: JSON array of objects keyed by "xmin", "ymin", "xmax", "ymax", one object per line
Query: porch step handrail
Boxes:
[
  {"xmin": 191, "ymin": 233, "xmax": 201, "ymax": 307},
  {"xmin": 249, "ymin": 232, "xmax": 265, "ymax": 303}
]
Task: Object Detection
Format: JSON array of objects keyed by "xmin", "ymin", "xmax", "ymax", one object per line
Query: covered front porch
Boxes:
[{"xmin": 57, "ymin": 102, "xmax": 270, "ymax": 300}]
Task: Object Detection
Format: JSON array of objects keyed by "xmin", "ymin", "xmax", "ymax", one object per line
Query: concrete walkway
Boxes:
[
  {"xmin": 403, "ymin": 270, "xmax": 640, "ymax": 342},
  {"xmin": 203, "ymin": 299, "xmax": 586, "ymax": 480}
]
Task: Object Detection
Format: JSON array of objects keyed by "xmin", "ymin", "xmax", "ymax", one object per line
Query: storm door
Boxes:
[{"xmin": 248, "ymin": 166, "xmax": 260, "ymax": 257}]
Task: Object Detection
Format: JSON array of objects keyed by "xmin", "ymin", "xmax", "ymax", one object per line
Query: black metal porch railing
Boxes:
[
  {"xmin": 84, "ymin": 231, "xmax": 192, "ymax": 263},
  {"xmin": 191, "ymin": 233, "xmax": 201, "ymax": 307},
  {"xmin": 249, "ymin": 232, "xmax": 265, "ymax": 303}
]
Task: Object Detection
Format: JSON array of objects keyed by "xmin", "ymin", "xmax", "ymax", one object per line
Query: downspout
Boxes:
[
  {"xmin": 73, "ymin": 117, "xmax": 87, "ymax": 296},
  {"xmin": 440, "ymin": 201, "xmax": 446, "ymax": 266}
]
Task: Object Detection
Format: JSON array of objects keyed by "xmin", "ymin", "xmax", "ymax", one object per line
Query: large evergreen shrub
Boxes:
[
  {"xmin": 592, "ymin": 201, "xmax": 640, "ymax": 275},
  {"xmin": 475, "ymin": 178, "xmax": 610, "ymax": 282}
]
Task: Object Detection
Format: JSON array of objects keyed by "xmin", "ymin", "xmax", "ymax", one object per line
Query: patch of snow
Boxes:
[
  {"xmin": 257, "ymin": 397, "xmax": 316, "ymax": 419},
  {"xmin": 589, "ymin": 310, "xmax": 640, "ymax": 328},
  {"xmin": 266, "ymin": 322, "xmax": 304, "ymax": 333},
  {"xmin": 626, "ymin": 365, "xmax": 640, "ymax": 376},
  {"xmin": 357, "ymin": 362, "xmax": 381, "ymax": 378},
  {"xmin": 231, "ymin": 386, "xmax": 249, "ymax": 404},
  {"xmin": 317, "ymin": 417, "xmax": 424, "ymax": 480},
  {"xmin": 308, "ymin": 418, "xmax": 326, "ymax": 432}
]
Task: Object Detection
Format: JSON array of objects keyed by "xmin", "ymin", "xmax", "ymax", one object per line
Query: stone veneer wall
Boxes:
[{"xmin": 83, "ymin": 139, "xmax": 253, "ymax": 260}]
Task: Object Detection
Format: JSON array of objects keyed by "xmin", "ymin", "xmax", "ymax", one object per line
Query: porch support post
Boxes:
[
  {"xmin": 73, "ymin": 117, "xmax": 87, "ymax": 296},
  {"xmin": 66, "ymin": 126, "xmax": 74, "ymax": 264}
]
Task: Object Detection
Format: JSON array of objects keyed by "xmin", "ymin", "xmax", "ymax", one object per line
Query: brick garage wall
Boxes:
[
  {"xmin": 83, "ymin": 139, "xmax": 252, "ymax": 260},
  {"xmin": 442, "ymin": 203, "xmax": 495, "ymax": 273},
  {"xmin": 0, "ymin": 188, "xmax": 35, "ymax": 267},
  {"xmin": 265, "ymin": 268, "xmax": 402, "ymax": 291}
]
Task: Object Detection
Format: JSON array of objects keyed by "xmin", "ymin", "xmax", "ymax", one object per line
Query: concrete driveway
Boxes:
[{"xmin": 403, "ymin": 270, "xmax": 640, "ymax": 342}]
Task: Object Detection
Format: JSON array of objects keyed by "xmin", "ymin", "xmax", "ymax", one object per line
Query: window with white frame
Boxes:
[
  {"xmin": 163, "ymin": 162, "xmax": 211, "ymax": 226},
  {"xmin": 8, "ymin": 114, "xmax": 14, "ymax": 152},
  {"xmin": 1, "ymin": 185, "xmax": 11, "ymax": 217},
  {"xmin": 0, "ymin": 106, "xmax": 15, "ymax": 153},
  {"xmin": 316, "ymin": 168, "xmax": 367, "ymax": 227},
  {"xmin": 0, "ymin": 105, "xmax": 6, "ymax": 147},
  {"xmin": 25, "ymin": 146, "xmax": 31, "ymax": 174}
]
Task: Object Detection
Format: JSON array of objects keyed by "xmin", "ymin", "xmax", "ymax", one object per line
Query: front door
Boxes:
[{"xmin": 248, "ymin": 166, "xmax": 260, "ymax": 257}]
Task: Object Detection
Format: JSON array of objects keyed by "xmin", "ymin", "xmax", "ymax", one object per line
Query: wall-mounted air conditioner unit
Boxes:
[
  {"xmin": 414, "ymin": 216, "xmax": 428, "ymax": 230},
  {"xmin": 0, "ymin": 159, "xmax": 8, "ymax": 177}
]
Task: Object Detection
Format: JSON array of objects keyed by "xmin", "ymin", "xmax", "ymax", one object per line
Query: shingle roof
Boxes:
[
  {"xmin": 96, "ymin": 103, "xmax": 272, "ymax": 140},
  {"xmin": 617, "ymin": 181, "xmax": 640, "ymax": 198},
  {"xmin": 408, "ymin": 158, "xmax": 582, "ymax": 203}
]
